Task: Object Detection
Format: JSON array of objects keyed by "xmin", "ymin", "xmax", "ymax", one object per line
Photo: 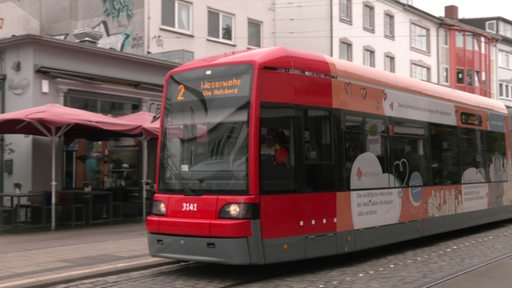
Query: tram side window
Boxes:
[
  {"xmin": 460, "ymin": 128, "xmax": 486, "ymax": 183},
  {"xmin": 344, "ymin": 113, "xmax": 388, "ymax": 189},
  {"xmin": 303, "ymin": 109, "xmax": 335, "ymax": 191},
  {"xmin": 430, "ymin": 124, "xmax": 460, "ymax": 185},
  {"xmin": 486, "ymin": 131, "xmax": 507, "ymax": 182},
  {"xmin": 260, "ymin": 105, "xmax": 296, "ymax": 194},
  {"xmin": 392, "ymin": 119, "xmax": 429, "ymax": 187}
]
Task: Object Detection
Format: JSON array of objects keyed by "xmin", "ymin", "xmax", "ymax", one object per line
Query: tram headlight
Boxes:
[
  {"xmin": 219, "ymin": 203, "xmax": 259, "ymax": 219},
  {"xmin": 151, "ymin": 200, "xmax": 167, "ymax": 216}
]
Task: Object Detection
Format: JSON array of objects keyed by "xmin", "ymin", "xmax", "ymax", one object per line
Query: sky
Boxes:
[{"xmin": 411, "ymin": 0, "xmax": 510, "ymax": 19}]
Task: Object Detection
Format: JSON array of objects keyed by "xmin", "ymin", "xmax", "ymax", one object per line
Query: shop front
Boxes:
[{"xmin": 0, "ymin": 35, "xmax": 176, "ymax": 229}]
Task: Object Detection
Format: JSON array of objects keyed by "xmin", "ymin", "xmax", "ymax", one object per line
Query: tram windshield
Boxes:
[{"xmin": 158, "ymin": 64, "xmax": 252, "ymax": 195}]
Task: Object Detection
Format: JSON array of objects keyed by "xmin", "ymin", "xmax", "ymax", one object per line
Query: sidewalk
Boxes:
[{"xmin": 0, "ymin": 222, "xmax": 170, "ymax": 288}]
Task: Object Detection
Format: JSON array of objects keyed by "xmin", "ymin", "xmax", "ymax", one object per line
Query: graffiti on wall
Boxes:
[
  {"xmin": 152, "ymin": 35, "xmax": 164, "ymax": 48},
  {"xmin": 46, "ymin": 20, "xmax": 130, "ymax": 51},
  {"xmin": 45, "ymin": 0, "xmax": 139, "ymax": 52},
  {"xmin": 93, "ymin": 20, "xmax": 130, "ymax": 51},
  {"xmin": 98, "ymin": 0, "xmax": 136, "ymax": 51},
  {"xmin": 129, "ymin": 33, "xmax": 144, "ymax": 49},
  {"xmin": 102, "ymin": 0, "xmax": 134, "ymax": 26}
]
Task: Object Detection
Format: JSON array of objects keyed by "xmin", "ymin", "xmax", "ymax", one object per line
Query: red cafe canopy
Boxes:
[{"xmin": 0, "ymin": 103, "xmax": 143, "ymax": 230}]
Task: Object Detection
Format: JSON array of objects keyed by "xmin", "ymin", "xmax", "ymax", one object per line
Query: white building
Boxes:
[
  {"xmin": 0, "ymin": 0, "xmax": 495, "ymax": 88},
  {"xmin": 334, "ymin": 0, "xmax": 441, "ymax": 82},
  {"xmin": 274, "ymin": 0, "xmax": 332, "ymax": 56},
  {"xmin": 146, "ymin": 0, "xmax": 276, "ymax": 61},
  {"xmin": 272, "ymin": 0, "xmax": 441, "ymax": 83}
]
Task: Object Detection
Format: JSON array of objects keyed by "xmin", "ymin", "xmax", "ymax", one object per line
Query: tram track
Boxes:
[
  {"xmin": 145, "ymin": 259, "xmax": 314, "ymax": 288},
  {"xmin": 422, "ymin": 251, "xmax": 512, "ymax": 288},
  {"xmin": 54, "ymin": 220, "xmax": 512, "ymax": 287}
]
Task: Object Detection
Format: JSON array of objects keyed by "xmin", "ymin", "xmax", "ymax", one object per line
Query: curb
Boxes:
[{"xmin": 1, "ymin": 258, "xmax": 171, "ymax": 288}]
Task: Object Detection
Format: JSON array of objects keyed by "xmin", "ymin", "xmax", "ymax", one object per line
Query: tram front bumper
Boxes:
[{"xmin": 147, "ymin": 233, "xmax": 253, "ymax": 265}]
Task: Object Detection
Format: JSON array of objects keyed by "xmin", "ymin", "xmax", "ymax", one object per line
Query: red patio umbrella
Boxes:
[
  {"xmin": 0, "ymin": 103, "xmax": 143, "ymax": 230},
  {"xmin": 117, "ymin": 111, "xmax": 160, "ymax": 139}
]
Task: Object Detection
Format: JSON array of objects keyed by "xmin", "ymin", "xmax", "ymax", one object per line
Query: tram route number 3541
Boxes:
[{"xmin": 182, "ymin": 203, "xmax": 198, "ymax": 211}]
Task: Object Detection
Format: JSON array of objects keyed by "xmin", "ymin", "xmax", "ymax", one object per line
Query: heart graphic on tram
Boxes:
[
  {"xmin": 345, "ymin": 82, "xmax": 352, "ymax": 97},
  {"xmin": 360, "ymin": 87, "xmax": 367, "ymax": 100},
  {"xmin": 392, "ymin": 159, "xmax": 410, "ymax": 187}
]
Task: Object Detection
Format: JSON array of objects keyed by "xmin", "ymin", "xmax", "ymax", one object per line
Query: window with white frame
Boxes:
[
  {"xmin": 475, "ymin": 71, "xmax": 481, "ymax": 87},
  {"xmin": 411, "ymin": 23, "xmax": 430, "ymax": 53},
  {"xmin": 161, "ymin": 0, "xmax": 192, "ymax": 33},
  {"xmin": 384, "ymin": 12, "xmax": 394, "ymax": 39},
  {"xmin": 456, "ymin": 68, "xmax": 464, "ymax": 84},
  {"xmin": 384, "ymin": 54, "xmax": 395, "ymax": 73},
  {"xmin": 440, "ymin": 28, "xmax": 448, "ymax": 47},
  {"xmin": 456, "ymin": 31, "xmax": 464, "ymax": 47},
  {"xmin": 208, "ymin": 9, "xmax": 234, "ymax": 43},
  {"xmin": 363, "ymin": 47, "xmax": 375, "ymax": 67},
  {"xmin": 481, "ymin": 38, "xmax": 487, "ymax": 54},
  {"xmin": 465, "ymin": 33, "xmax": 474, "ymax": 51},
  {"xmin": 248, "ymin": 19, "xmax": 261, "ymax": 47},
  {"xmin": 467, "ymin": 69, "xmax": 474, "ymax": 86},
  {"xmin": 499, "ymin": 82, "xmax": 512, "ymax": 98},
  {"xmin": 339, "ymin": 0, "xmax": 352, "ymax": 23},
  {"xmin": 499, "ymin": 21, "xmax": 512, "ymax": 38},
  {"xmin": 340, "ymin": 40, "xmax": 352, "ymax": 61},
  {"xmin": 499, "ymin": 50, "xmax": 512, "ymax": 69},
  {"xmin": 411, "ymin": 63, "xmax": 430, "ymax": 81},
  {"xmin": 441, "ymin": 66, "xmax": 449, "ymax": 84},
  {"xmin": 363, "ymin": 3, "xmax": 375, "ymax": 32},
  {"xmin": 473, "ymin": 36, "xmax": 481, "ymax": 52},
  {"xmin": 486, "ymin": 20, "xmax": 497, "ymax": 33}
]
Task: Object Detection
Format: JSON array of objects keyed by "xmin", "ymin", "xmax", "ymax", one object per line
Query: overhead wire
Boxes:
[{"xmin": 156, "ymin": 0, "xmax": 499, "ymax": 41}]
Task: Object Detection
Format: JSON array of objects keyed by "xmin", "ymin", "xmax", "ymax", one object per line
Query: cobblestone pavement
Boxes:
[
  {"xmin": 0, "ymin": 222, "xmax": 169, "ymax": 288},
  {"xmin": 55, "ymin": 220, "xmax": 512, "ymax": 288}
]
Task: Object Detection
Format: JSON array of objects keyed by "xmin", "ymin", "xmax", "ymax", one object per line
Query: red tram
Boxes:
[{"xmin": 146, "ymin": 47, "xmax": 512, "ymax": 264}]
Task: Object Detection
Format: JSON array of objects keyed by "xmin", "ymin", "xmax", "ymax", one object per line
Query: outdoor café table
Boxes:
[
  {"xmin": 58, "ymin": 190, "xmax": 113, "ymax": 225},
  {"xmin": 0, "ymin": 191, "xmax": 46, "ymax": 228}
]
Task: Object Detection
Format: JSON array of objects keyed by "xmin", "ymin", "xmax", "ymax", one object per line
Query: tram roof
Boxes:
[{"xmin": 174, "ymin": 47, "xmax": 507, "ymax": 115}]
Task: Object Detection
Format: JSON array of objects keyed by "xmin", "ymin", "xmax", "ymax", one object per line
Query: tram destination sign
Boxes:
[
  {"xmin": 171, "ymin": 64, "xmax": 253, "ymax": 103},
  {"xmin": 200, "ymin": 77, "xmax": 242, "ymax": 97}
]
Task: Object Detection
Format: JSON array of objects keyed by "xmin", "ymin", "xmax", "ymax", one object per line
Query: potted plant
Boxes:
[
  {"xmin": 13, "ymin": 182, "xmax": 22, "ymax": 193},
  {"xmin": 82, "ymin": 181, "xmax": 91, "ymax": 191}
]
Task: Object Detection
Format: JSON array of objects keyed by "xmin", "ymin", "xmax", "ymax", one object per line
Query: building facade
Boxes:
[
  {"xmin": 146, "ymin": 0, "xmax": 276, "ymax": 61},
  {"xmin": 330, "ymin": 0, "xmax": 441, "ymax": 82},
  {"xmin": 460, "ymin": 16, "xmax": 512, "ymax": 106},
  {"xmin": 0, "ymin": 35, "xmax": 176, "ymax": 195},
  {"xmin": 273, "ymin": 0, "xmax": 332, "ymax": 56},
  {"xmin": 440, "ymin": 6, "xmax": 496, "ymax": 98},
  {"xmin": 0, "ymin": 0, "xmax": 275, "ymax": 194},
  {"xmin": 0, "ymin": 0, "xmax": 502, "ymax": 95},
  {"xmin": 0, "ymin": 0, "xmax": 146, "ymax": 53},
  {"xmin": 1, "ymin": 0, "xmax": 511, "ymax": 195}
]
